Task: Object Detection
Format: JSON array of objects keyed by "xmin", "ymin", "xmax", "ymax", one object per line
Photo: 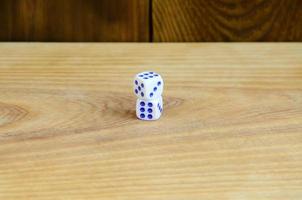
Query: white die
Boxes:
[
  {"xmin": 136, "ymin": 96, "xmax": 163, "ymax": 121},
  {"xmin": 133, "ymin": 71, "xmax": 164, "ymax": 100}
]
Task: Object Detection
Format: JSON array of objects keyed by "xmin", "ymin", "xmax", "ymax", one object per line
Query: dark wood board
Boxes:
[
  {"xmin": 0, "ymin": 0, "xmax": 150, "ymax": 42},
  {"xmin": 153, "ymin": 0, "xmax": 302, "ymax": 42}
]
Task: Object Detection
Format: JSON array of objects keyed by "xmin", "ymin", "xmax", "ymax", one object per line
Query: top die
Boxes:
[{"xmin": 133, "ymin": 71, "xmax": 164, "ymax": 100}]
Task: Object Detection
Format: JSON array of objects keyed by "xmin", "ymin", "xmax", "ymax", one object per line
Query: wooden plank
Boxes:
[
  {"xmin": 153, "ymin": 0, "xmax": 302, "ymax": 42},
  {"xmin": 0, "ymin": 43, "xmax": 302, "ymax": 199},
  {"xmin": 0, "ymin": 0, "xmax": 149, "ymax": 42}
]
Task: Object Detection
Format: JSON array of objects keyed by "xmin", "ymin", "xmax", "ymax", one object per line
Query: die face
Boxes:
[
  {"xmin": 133, "ymin": 71, "xmax": 163, "ymax": 100},
  {"xmin": 136, "ymin": 96, "xmax": 163, "ymax": 121}
]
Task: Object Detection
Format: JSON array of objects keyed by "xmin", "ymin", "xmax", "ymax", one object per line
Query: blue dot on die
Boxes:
[
  {"xmin": 148, "ymin": 108, "xmax": 152, "ymax": 113},
  {"xmin": 153, "ymin": 87, "xmax": 157, "ymax": 92},
  {"xmin": 140, "ymin": 102, "xmax": 145, "ymax": 106},
  {"xmin": 139, "ymin": 75, "xmax": 143, "ymax": 77},
  {"xmin": 149, "ymin": 72, "xmax": 154, "ymax": 74},
  {"xmin": 140, "ymin": 107, "xmax": 145, "ymax": 112},
  {"xmin": 157, "ymin": 81, "xmax": 161, "ymax": 86},
  {"xmin": 140, "ymin": 113, "xmax": 145, "ymax": 118},
  {"xmin": 135, "ymin": 80, "xmax": 138, "ymax": 85},
  {"xmin": 135, "ymin": 89, "xmax": 138, "ymax": 94},
  {"xmin": 148, "ymin": 102, "xmax": 153, "ymax": 107},
  {"xmin": 157, "ymin": 103, "xmax": 162, "ymax": 112},
  {"xmin": 141, "ymin": 92, "xmax": 144, "ymax": 97},
  {"xmin": 144, "ymin": 73, "xmax": 149, "ymax": 75},
  {"xmin": 148, "ymin": 114, "xmax": 153, "ymax": 119},
  {"xmin": 154, "ymin": 74, "xmax": 158, "ymax": 76},
  {"xmin": 150, "ymin": 93, "xmax": 154, "ymax": 98},
  {"xmin": 138, "ymin": 86, "xmax": 141, "ymax": 91},
  {"xmin": 143, "ymin": 77, "xmax": 148, "ymax": 79},
  {"xmin": 149, "ymin": 76, "xmax": 153, "ymax": 78},
  {"xmin": 141, "ymin": 83, "xmax": 144, "ymax": 88}
]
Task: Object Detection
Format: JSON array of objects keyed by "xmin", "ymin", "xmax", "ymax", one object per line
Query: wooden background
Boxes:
[{"xmin": 0, "ymin": 0, "xmax": 302, "ymax": 42}]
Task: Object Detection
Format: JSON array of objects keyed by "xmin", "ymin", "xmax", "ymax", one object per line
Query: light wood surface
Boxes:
[{"xmin": 0, "ymin": 43, "xmax": 302, "ymax": 199}]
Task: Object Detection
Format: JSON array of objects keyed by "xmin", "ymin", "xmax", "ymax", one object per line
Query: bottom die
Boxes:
[{"xmin": 136, "ymin": 96, "xmax": 163, "ymax": 121}]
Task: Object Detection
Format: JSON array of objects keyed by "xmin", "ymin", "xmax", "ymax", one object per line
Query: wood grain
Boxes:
[
  {"xmin": 0, "ymin": 43, "xmax": 302, "ymax": 199},
  {"xmin": 0, "ymin": 0, "xmax": 149, "ymax": 42},
  {"xmin": 153, "ymin": 0, "xmax": 302, "ymax": 42}
]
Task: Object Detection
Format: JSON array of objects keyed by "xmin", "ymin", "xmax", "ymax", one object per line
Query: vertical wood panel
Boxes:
[
  {"xmin": 0, "ymin": 0, "xmax": 149, "ymax": 42},
  {"xmin": 153, "ymin": 0, "xmax": 302, "ymax": 42}
]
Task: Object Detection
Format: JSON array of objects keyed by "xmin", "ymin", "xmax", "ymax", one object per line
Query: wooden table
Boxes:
[{"xmin": 0, "ymin": 43, "xmax": 301, "ymax": 199}]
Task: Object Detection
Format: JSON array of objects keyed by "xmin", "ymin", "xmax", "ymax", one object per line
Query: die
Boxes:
[
  {"xmin": 136, "ymin": 96, "xmax": 163, "ymax": 121},
  {"xmin": 133, "ymin": 71, "xmax": 164, "ymax": 100}
]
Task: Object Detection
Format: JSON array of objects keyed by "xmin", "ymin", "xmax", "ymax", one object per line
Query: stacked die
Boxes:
[{"xmin": 133, "ymin": 71, "xmax": 164, "ymax": 120}]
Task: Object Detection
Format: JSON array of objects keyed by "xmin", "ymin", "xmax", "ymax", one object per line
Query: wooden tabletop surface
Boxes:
[{"xmin": 0, "ymin": 43, "xmax": 301, "ymax": 199}]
